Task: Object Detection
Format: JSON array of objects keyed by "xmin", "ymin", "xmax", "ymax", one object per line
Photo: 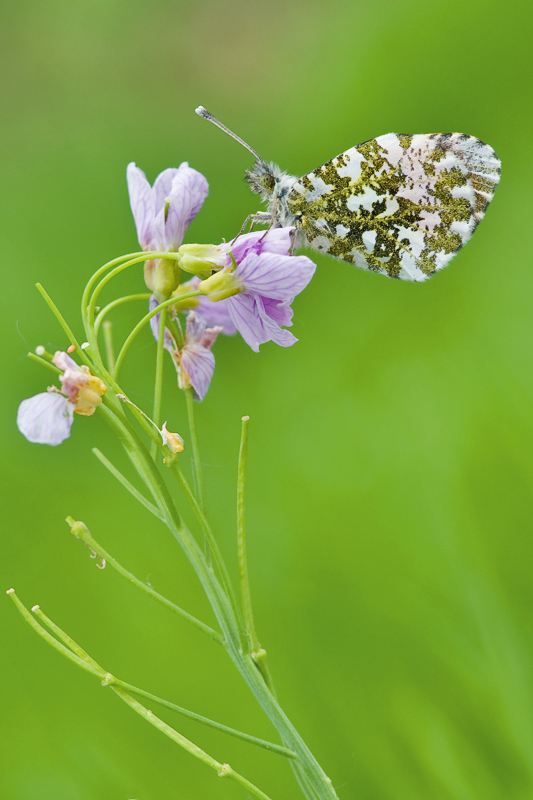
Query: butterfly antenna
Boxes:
[{"xmin": 195, "ymin": 106, "xmax": 268, "ymax": 166}]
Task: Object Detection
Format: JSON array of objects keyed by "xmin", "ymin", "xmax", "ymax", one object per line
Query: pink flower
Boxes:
[
  {"xmin": 127, "ymin": 162, "xmax": 209, "ymax": 252},
  {"xmin": 179, "ymin": 312, "xmax": 223, "ymax": 401},
  {"xmin": 199, "ymin": 228, "xmax": 316, "ymax": 352},
  {"xmin": 17, "ymin": 353, "xmax": 107, "ymax": 445},
  {"xmin": 127, "ymin": 162, "xmax": 209, "ymax": 298},
  {"xmin": 149, "ymin": 299, "xmax": 222, "ymax": 401}
]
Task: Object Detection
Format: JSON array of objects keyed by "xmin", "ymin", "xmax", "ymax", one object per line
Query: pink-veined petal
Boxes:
[
  {"xmin": 262, "ymin": 296, "xmax": 294, "ymax": 327},
  {"xmin": 226, "ymin": 294, "xmax": 297, "ymax": 352},
  {"xmin": 17, "ymin": 392, "xmax": 74, "ymax": 445},
  {"xmin": 165, "ymin": 166, "xmax": 209, "ymax": 250},
  {"xmin": 181, "ymin": 343, "xmax": 215, "ymax": 401},
  {"xmin": 152, "ymin": 167, "xmax": 181, "ymax": 215},
  {"xmin": 231, "ymin": 227, "xmax": 294, "ymax": 262},
  {"xmin": 236, "ymin": 251, "xmax": 316, "ymax": 300},
  {"xmin": 127, "ymin": 163, "xmax": 154, "ymax": 249},
  {"xmin": 152, "ymin": 165, "xmax": 209, "ymax": 252},
  {"xmin": 185, "ymin": 310, "xmax": 206, "ymax": 345},
  {"xmin": 149, "ymin": 295, "xmax": 175, "ymax": 352}
]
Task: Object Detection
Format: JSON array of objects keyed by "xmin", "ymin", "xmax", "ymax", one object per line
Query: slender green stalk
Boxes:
[
  {"xmin": 9, "ymin": 594, "xmax": 277, "ymax": 800},
  {"xmin": 237, "ymin": 417, "xmax": 275, "ymax": 693},
  {"xmin": 32, "ymin": 605, "xmax": 103, "ymax": 671},
  {"xmin": 111, "ymin": 689, "xmax": 275, "ymax": 800},
  {"xmin": 66, "ymin": 517, "xmax": 223, "ymax": 644},
  {"xmin": 94, "ymin": 293, "xmax": 151, "ymax": 335},
  {"xmin": 164, "ymin": 453, "xmax": 247, "ymax": 647},
  {"xmin": 81, "ymin": 252, "xmax": 147, "ymax": 329},
  {"xmin": 185, "ymin": 386, "xmax": 209, "ymax": 559},
  {"xmin": 99, "ymin": 403, "xmax": 337, "ymax": 799},
  {"xmin": 237, "ymin": 416, "xmax": 258, "ymax": 652},
  {"xmin": 102, "ymin": 321, "xmax": 115, "ymax": 373},
  {"xmin": 109, "ymin": 678, "xmax": 296, "ymax": 758},
  {"xmin": 113, "ymin": 291, "xmax": 201, "ymax": 378},
  {"xmin": 27, "ymin": 352, "xmax": 62, "ymax": 376},
  {"xmin": 151, "ymin": 306, "xmax": 167, "ymax": 459},
  {"xmin": 6, "ymin": 590, "xmax": 104, "ymax": 679},
  {"xmin": 36, "ymin": 284, "xmax": 92, "ymax": 368},
  {"xmin": 92, "ymin": 448, "xmax": 164, "ymax": 521},
  {"xmin": 31, "ymin": 599, "xmax": 292, "ymax": 759},
  {"xmin": 87, "ymin": 252, "xmax": 181, "ymax": 326}
]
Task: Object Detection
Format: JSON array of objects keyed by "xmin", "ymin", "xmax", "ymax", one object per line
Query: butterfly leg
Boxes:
[{"xmin": 231, "ymin": 212, "xmax": 271, "ymax": 244}]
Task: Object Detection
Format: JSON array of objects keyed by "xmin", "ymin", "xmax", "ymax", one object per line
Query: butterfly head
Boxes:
[{"xmin": 245, "ymin": 160, "xmax": 276, "ymax": 199}]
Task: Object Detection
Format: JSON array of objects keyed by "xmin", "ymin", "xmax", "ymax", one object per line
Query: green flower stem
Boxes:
[
  {"xmin": 6, "ymin": 590, "xmax": 104, "ymax": 680},
  {"xmin": 185, "ymin": 387, "xmax": 209, "ymax": 558},
  {"xmin": 151, "ymin": 306, "xmax": 167, "ymax": 459},
  {"xmin": 36, "ymin": 283, "xmax": 93, "ymax": 368},
  {"xmin": 111, "ymin": 689, "xmax": 275, "ymax": 800},
  {"xmin": 98, "ymin": 403, "xmax": 338, "ymax": 799},
  {"xmin": 236, "ymin": 417, "xmax": 275, "ymax": 694},
  {"xmin": 237, "ymin": 416, "xmax": 258, "ymax": 653},
  {"xmin": 92, "ymin": 447, "xmax": 165, "ymax": 521},
  {"xmin": 94, "ymin": 293, "xmax": 152, "ymax": 336},
  {"xmin": 31, "ymin": 604, "xmax": 103, "ymax": 672},
  {"xmin": 9, "ymin": 594, "xmax": 277, "ymax": 800},
  {"xmin": 81, "ymin": 251, "xmax": 147, "ymax": 329},
  {"xmin": 87, "ymin": 252, "xmax": 181, "ymax": 327},
  {"xmin": 113, "ymin": 291, "xmax": 202, "ymax": 379},
  {"xmin": 96, "ymin": 403, "xmax": 242, "ymax": 652},
  {"xmin": 164, "ymin": 452, "xmax": 246, "ymax": 648},
  {"xmin": 66, "ymin": 517, "xmax": 223, "ymax": 645},
  {"xmin": 32, "ymin": 595, "xmax": 292, "ymax": 760},
  {"xmin": 27, "ymin": 352, "xmax": 62, "ymax": 376},
  {"xmin": 109, "ymin": 678, "xmax": 296, "ymax": 759},
  {"xmin": 105, "ymin": 396, "xmax": 163, "ymax": 449},
  {"xmin": 102, "ymin": 321, "xmax": 115, "ymax": 373}
]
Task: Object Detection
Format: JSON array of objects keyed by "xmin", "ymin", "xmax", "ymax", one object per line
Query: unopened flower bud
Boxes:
[
  {"xmin": 178, "ymin": 243, "xmax": 229, "ymax": 278},
  {"xmin": 199, "ymin": 266, "xmax": 242, "ymax": 301},
  {"xmin": 144, "ymin": 259, "xmax": 156, "ymax": 291},
  {"xmin": 154, "ymin": 258, "xmax": 180, "ymax": 302},
  {"xmin": 161, "ymin": 422, "xmax": 184, "ymax": 453}
]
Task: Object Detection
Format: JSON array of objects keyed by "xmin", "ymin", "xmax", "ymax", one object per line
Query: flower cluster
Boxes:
[
  {"xmin": 17, "ymin": 353, "xmax": 107, "ymax": 445},
  {"xmin": 18, "ymin": 158, "xmax": 318, "ymax": 445},
  {"xmin": 129, "ymin": 164, "xmax": 316, "ymax": 401}
]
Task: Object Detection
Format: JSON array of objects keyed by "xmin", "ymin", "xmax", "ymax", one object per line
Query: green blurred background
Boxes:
[{"xmin": 1, "ymin": 0, "xmax": 532, "ymax": 797}]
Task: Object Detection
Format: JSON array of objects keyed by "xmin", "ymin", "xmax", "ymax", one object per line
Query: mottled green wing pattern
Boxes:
[{"xmin": 286, "ymin": 133, "xmax": 501, "ymax": 281}]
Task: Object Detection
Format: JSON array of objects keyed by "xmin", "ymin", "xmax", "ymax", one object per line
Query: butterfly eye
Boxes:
[{"xmin": 258, "ymin": 173, "xmax": 275, "ymax": 192}]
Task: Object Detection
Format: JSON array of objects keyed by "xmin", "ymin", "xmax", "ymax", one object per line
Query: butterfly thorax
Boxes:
[{"xmin": 245, "ymin": 160, "xmax": 299, "ymax": 227}]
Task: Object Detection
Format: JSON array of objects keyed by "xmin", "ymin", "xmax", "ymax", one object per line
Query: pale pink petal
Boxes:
[
  {"xmin": 226, "ymin": 294, "xmax": 297, "ymax": 352},
  {"xmin": 236, "ymin": 252, "xmax": 316, "ymax": 300},
  {"xmin": 152, "ymin": 167, "xmax": 181, "ymax": 215},
  {"xmin": 17, "ymin": 392, "xmax": 74, "ymax": 445},
  {"xmin": 200, "ymin": 326, "xmax": 223, "ymax": 351},
  {"xmin": 262, "ymin": 296, "xmax": 294, "ymax": 327},
  {"xmin": 185, "ymin": 310, "xmax": 206, "ymax": 345},
  {"xmin": 52, "ymin": 351, "xmax": 80, "ymax": 372},
  {"xmin": 231, "ymin": 227, "xmax": 293, "ymax": 262},
  {"xmin": 126, "ymin": 163, "xmax": 154, "ymax": 249},
  {"xmin": 152, "ymin": 165, "xmax": 209, "ymax": 252},
  {"xmin": 181, "ymin": 343, "xmax": 215, "ymax": 401},
  {"xmin": 149, "ymin": 295, "xmax": 174, "ymax": 352}
]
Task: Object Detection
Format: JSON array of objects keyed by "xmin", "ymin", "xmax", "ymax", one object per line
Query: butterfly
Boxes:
[{"xmin": 195, "ymin": 107, "xmax": 501, "ymax": 282}]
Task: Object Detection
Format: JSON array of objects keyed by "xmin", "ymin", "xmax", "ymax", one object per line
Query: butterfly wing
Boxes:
[{"xmin": 286, "ymin": 133, "xmax": 501, "ymax": 281}]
